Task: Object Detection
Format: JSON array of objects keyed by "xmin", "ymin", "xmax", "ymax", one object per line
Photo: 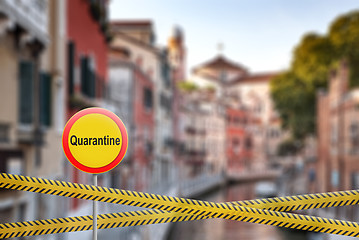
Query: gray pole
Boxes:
[{"xmin": 93, "ymin": 174, "xmax": 98, "ymax": 240}]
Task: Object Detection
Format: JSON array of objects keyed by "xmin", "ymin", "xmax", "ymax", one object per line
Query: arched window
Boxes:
[{"xmin": 245, "ymin": 137, "xmax": 252, "ymax": 149}]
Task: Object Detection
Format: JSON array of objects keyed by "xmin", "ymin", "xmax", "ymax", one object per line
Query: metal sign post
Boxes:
[{"xmin": 93, "ymin": 174, "xmax": 98, "ymax": 240}]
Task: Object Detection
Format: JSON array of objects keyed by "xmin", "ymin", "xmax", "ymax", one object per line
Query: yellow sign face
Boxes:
[
  {"xmin": 62, "ymin": 108, "xmax": 128, "ymax": 174},
  {"xmin": 68, "ymin": 113, "xmax": 122, "ymax": 168}
]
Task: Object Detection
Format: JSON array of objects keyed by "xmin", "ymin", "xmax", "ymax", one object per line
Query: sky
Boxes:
[{"xmin": 110, "ymin": 1, "xmax": 359, "ymax": 75}]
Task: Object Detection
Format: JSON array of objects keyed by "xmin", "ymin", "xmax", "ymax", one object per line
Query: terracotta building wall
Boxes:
[
  {"xmin": 316, "ymin": 91, "xmax": 329, "ymax": 193},
  {"xmin": 67, "ymin": 0, "xmax": 108, "ymax": 81},
  {"xmin": 317, "ymin": 62, "xmax": 359, "ymax": 193}
]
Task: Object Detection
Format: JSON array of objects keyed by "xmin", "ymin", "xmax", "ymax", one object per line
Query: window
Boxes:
[
  {"xmin": 268, "ymin": 129, "xmax": 279, "ymax": 138},
  {"xmin": 34, "ymin": 0, "xmax": 47, "ymax": 11},
  {"xmin": 245, "ymin": 137, "xmax": 252, "ymax": 149},
  {"xmin": 161, "ymin": 61, "xmax": 171, "ymax": 88},
  {"xmin": 143, "ymin": 87, "xmax": 153, "ymax": 110},
  {"xmin": 81, "ymin": 57, "xmax": 88, "ymax": 96},
  {"xmin": 39, "ymin": 72, "xmax": 52, "ymax": 127},
  {"xmin": 233, "ymin": 138, "xmax": 240, "ymax": 155},
  {"xmin": 233, "ymin": 117, "xmax": 241, "ymax": 125},
  {"xmin": 89, "ymin": 71, "xmax": 96, "ymax": 98},
  {"xmin": 226, "ymin": 115, "xmax": 231, "ymax": 124},
  {"xmin": 55, "ymin": 77, "xmax": 65, "ymax": 132},
  {"xmin": 7, "ymin": 158, "xmax": 23, "ymax": 175},
  {"xmin": 145, "ymin": 141, "xmax": 153, "ymax": 155},
  {"xmin": 350, "ymin": 123, "xmax": 359, "ymax": 155},
  {"xmin": 160, "ymin": 93, "xmax": 171, "ymax": 113},
  {"xmin": 220, "ymin": 70, "xmax": 227, "ymax": 82},
  {"xmin": 0, "ymin": 124, "xmax": 10, "ymax": 143},
  {"xmin": 243, "ymin": 117, "xmax": 248, "ymax": 124},
  {"xmin": 19, "ymin": 61, "xmax": 34, "ymax": 124},
  {"xmin": 0, "ymin": 150, "xmax": 23, "ymax": 184}
]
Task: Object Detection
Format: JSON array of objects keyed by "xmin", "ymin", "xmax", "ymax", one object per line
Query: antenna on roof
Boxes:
[{"xmin": 217, "ymin": 42, "xmax": 224, "ymax": 55}]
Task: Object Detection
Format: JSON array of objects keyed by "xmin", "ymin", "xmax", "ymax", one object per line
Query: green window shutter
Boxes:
[
  {"xmin": 143, "ymin": 87, "xmax": 153, "ymax": 110},
  {"xmin": 90, "ymin": 70, "xmax": 96, "ymax": 98},
  {"xmin": 40, "ymin": 73, "xmax": 51, "ymax": 127},
  {"xmin": 68, "ymin": 42, "xmax": 75, "ymax": 95},
  {"xmin": 19, "ymin": 61, "xmax": 34, "ymax": 124},
  {"xmin": 80, "ymin": 57, "xmax": 88, "ymax": 97},
  {"xmin": 80, "ymin": 56, "xmax": 97, "ymax": 99}
]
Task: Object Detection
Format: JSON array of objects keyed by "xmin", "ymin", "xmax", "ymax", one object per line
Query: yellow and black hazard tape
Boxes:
[
  {"xmin": 2, "ymin": 207, "xmax": 359, "ymax": 239},
  {"xmin": 1, "ymin": 173, "xmax": 358, "ymax": 212},
  {"xmin": 2, "ymin": 208, "xmax": 359, "ymax": 239},
  {"xmin": 0, "ymin": 209, "xmax": 210, "ymax": 239},
  {"xmin": 1, "ymin": 173, "xmax": 359, "ymax": 238}
]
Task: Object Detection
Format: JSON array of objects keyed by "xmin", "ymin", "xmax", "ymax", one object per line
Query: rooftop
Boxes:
[
  {"xmin": 192, "ymin": 55, "xmax": 248, "ymax": 74},
  {"xmin": 110, "ymin": 20, "xmax": 153, "ymax": 27}
]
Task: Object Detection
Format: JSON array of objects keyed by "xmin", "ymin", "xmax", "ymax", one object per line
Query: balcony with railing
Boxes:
[
  {"xmin": 183, "ymin": 149, "xmax": 206, "ymax": 165},
  {"xmin": 185, "ymin": 126, "xmax": 206, "ymax": 135},
  {"xmin": 0, "ymin": 0, "xmax": 48, "ymax": 44}
]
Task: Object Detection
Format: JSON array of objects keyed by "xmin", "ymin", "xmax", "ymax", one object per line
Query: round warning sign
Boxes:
[{"xmin": 62, "ymin": 108, "xmax": 128, "ymax": 174}]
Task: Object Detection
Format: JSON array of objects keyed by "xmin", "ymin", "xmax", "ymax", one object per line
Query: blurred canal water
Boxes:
[{"xmin": 167, "ymin": 182, "xmax": 322, "ymax": 240}]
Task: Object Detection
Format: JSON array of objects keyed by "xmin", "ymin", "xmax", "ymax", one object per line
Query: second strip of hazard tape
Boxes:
[
  {"xmin": 0, "ymin": 209, "xmax": 210, "ymax": 239},
  {"xmin": 1, "ymin": 173, "xmax": 359, "ymax": 238}
]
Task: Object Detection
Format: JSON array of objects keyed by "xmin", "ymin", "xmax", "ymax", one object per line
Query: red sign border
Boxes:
[{"xmin": 62, "ymin": 108, "xmax": 128, "ymax": 174}]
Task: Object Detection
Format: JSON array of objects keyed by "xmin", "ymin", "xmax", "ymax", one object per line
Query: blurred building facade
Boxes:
[
  {"xmin": 167, "ymin": 26, "xmax": 186, "ymax": 165},
  {"xmin": 180, "ymin": 90, "xmax": 213, "ymax": 176},
  {"xmin": 0, "ymin": 3, "xmax": 186, "ymax": 240},
  {"xmin": 189, "ymin": 55, "xmax": 284, "ymax": 174},
  {"xmin": 0, "ymin": 1, "xmax": 293, "ymax": 238},
  {"xmin": 0, "ymin": 0, "xmax": 66, "ymax": 232},
  {"xmin": 317, "ymin": 61, "xmax": 359, "ymax": 194},
  {"xmin": 108, "ymin": 46, "xmax": 155, "ymax": 191},
  {"xmin": 227, "ymin": 72, "xmax": 283, "ymax": 170},
  {"xmin": 109, "ymin": 20, "xmax": 176, "ymax": 190},
  {"xmin": 190, "ymin": 55, "xmax": 247, "ymax": 174}
]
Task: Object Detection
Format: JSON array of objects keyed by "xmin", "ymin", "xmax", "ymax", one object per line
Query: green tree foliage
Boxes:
[
  {"xmin": 270, "ymin": 10, "xmax": 359, "ymax": 141},
  {"xmin": 292, "ymin": 33, "xmax": 335, "ymax": 88},
  {"xmin": 177, "ymin": 81, "xmax": 199, "ymax": 92},
  {"xmin": 270, "ymin": 71, "xmax": 316, "ymax": 140},
  {"xmin": 329, "ymin": 11, "xmax": 359, "ymax": 87}
]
